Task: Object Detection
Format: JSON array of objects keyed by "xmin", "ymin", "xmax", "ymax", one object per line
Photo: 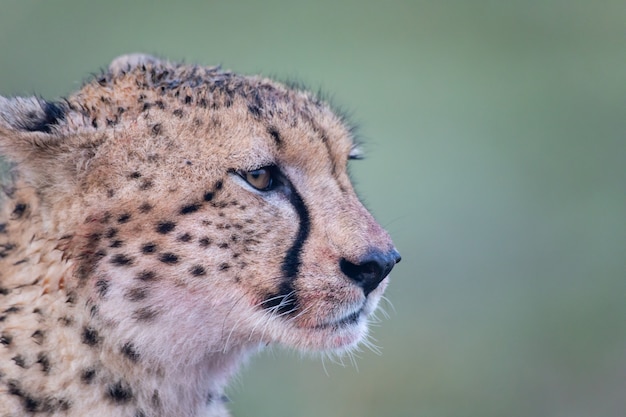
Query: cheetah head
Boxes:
[{"xmin": 0, "ymin": 55, "xmax": 400, "ymax": 366}]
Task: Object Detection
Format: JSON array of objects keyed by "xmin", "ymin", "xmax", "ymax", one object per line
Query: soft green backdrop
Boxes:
[{"xmin": 1, "ymin": 1, "xmax": 624, "ymax": 416}]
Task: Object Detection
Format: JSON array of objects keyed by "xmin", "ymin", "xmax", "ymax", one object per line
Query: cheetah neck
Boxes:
[{"xmin": 1, "ymin": 186, "xmax": 255, "ymax": 416}]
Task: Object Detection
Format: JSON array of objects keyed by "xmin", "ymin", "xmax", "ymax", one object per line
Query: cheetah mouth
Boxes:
[{"xmin": 314, "ymin": 307, "xmax": 364, "ymax": 329}]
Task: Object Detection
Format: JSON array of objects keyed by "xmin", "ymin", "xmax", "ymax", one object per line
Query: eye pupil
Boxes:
[{"xmin": 244, "ymin": 167, "xmax": 273, "ymax": 190}]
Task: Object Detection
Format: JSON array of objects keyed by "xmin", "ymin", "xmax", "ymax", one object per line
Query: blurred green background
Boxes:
[{"xmin": 1, "ymin": 1, "xmax": 624, "ymax": 416}]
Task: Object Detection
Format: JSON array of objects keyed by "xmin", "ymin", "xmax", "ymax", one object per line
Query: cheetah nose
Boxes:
[{"xmin": 340, "ymin": 249, "xmax": 401, "ymax": 296}]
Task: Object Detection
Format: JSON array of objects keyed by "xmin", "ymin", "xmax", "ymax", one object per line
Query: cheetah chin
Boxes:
[{"xmin": 0, "ymin": 54, "xmax": 400, "ymax": 417}]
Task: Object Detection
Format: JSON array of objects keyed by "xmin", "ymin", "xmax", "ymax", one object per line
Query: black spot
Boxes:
[
  {"xmin": 139, "ymin": 202, "xmax": 153, "ymax": 213},
  {"xmin": 151, "ymin": 390, "xmax": 161, "ymax": 408},
  {"xmin": 107, "ymin": 189, "xmax": 115, "ymax": 198},
  {"xmin": 96, "ymin": 280, "xmax": 109, "ymax": 297},
  {"xmin": 118, "ymin": 213, "xmax": 131, "ymax": 223},
  {"xmin": 37, "ymin": 353, "xmax": 51, "ymax": 373},
  {"xmin": 110, "ymin": 254, "xmax": 134, "ymax": 266},
  {"xmin": 159, "ymin": 253, "xmax": 179, "ymax": 265},
  {"xmin": 4, "ymin": 306, "xmax": 20, "ymax": 314},
  {"xmin": 133, "ymin": 307, "xmax": 157, "ymax": 322},
  {"xmin": 199, "ymin": 237, "xmax": 211, "ymax": 247},
  {"xmin": 267, "ymin": 126, "xmax": 282, "ymax": 146},
  {"xmin": 141, "ymin": 242, "xmax": 157, "ymax": 254},
  {"xmin": 12, "ymin": 355, "xmax": 26, "ymax": 368},
  {"xmin": 107, "ymin": 381, "xmax": 133, "ymax": 404},
  {"xmin": 59, "ymin": 316, "xmax": 73, "ymax": 326},
  {"xmin": 82, "ymin": 327, "xmax": 100, "ymax": 346},
  {"xmin": 180, "ymin": 203, "xmax": 201, "ymax": 215},
  {"xmin": 184, "ymin": 95, "xmax": 192, "ymax": 104},
  {"xmin": 121, "ymin": 342, "xmax": 140, "ymax": 362},
  {"xmin": 218, "ymin": 243, "xmax": 229, "ymax": 249},
  {"xmin": 140, "ymin": 179, "xmax": 154, "ymax": 190},
  {"xmin": 203, "ymin": 192, "xmax": 214, "ymax": 202},
  {"xmin": 177, "ymin": 233, "xmax": 192, "ymax": 242},
  {"xmin": 156, "ymin": 221, "xmax": 176, "ymax": 234},
  {"xmin": 81, "ymin": 368, "xmax": 97, "ymax": 384},
  {"xmin": 11, "ymin": 203, "xmax": 27, "ymax": 219},
  {"xmin": 219, "ymin": 263, "xmax": 230, "ymax": 271},
  {"xmin": 110, "ymin": 240, "xmax": 124, "ymax": 248},
  {"xmin": 137, "ymin": 270, "xmax": 157, "ymax": 281},
  {"xmin": 126, "ymin": 287, "xmax": 148, "ymax": 302},
  {"xmin": 105, "ymin": 228, "xmax": 118, "ymax": 239},
  {"xmin": 155, "ymin": 100, "xmax": 165, "ymax": 110},
  {"xmin": 0, "ymin": 223, "xmax": 6, "ymax": 234},
  {"xmin": 0, "ymin": 287, "xmax": 9, "ymax": 295},
  {"xmin": 248, "ymin": 103, "xmax": 261, "ymax": 117},
  {"xmin": 22, "ymin": 100, "xmax": 66, "ymax": 133},
  {"xmin": 190, "ymin": 265, "xmax": 206, "ymax": 276},
  {"xmin": 214, "ymin": 180, "xmax": 223, "ymax": 190},
  {"xmin": 1, "ymin": 333, "xmax": 13, "ymax": 345},
  {"xmin": 130, "ymin": 172, "xmax": 142, "ymax": 179},
  {"xmin": 31, "ymin": 329, "xmax": 45, "ymax": 345},
  {"xmin": 142, "ymin": 102, "xmax": 152, "ymax": 112},
  {"xmin": 173, "ymin": 108, "xmax": 184, "ymax": 118},
  {"xmin": 150, "ymin": 123, "xmax": 162, "ymax": 136}
]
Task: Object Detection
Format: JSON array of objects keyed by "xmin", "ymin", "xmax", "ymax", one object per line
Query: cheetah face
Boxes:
[{"xmin": 0, "ymin": 55, "xmax": 400, "ymax": 359}]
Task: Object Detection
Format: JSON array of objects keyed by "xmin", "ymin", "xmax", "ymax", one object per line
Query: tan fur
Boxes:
[{"xmin": 0, "ymin": 54, "xmax": 398, "ymax": 416}]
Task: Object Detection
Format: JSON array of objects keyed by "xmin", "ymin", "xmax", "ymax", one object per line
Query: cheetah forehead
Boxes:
[{"xmin": 64, "ymin": 54, "xmax": 358, "ymax": 161}]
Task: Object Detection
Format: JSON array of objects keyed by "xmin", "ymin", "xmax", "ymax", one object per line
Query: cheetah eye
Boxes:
[{"xmin": 241, "ymin": 167, "xmax": 274, "ymax": 191}]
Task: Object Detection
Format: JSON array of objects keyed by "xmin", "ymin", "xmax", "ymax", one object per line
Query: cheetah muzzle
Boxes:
[{"xmin": 0, "ymin": 54, "xmax": 400, "ymax": 417}]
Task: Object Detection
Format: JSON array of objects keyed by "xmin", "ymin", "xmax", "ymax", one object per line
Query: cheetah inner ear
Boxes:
[
  {"xmin": 108, "ymin": 53, "xmax": 165, "ymax": 74},
  {"xmin": 0, "ymin": 96, "xmax": 85, "ymax": 188}
]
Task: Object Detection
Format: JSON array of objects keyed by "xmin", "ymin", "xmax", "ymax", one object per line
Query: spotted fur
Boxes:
[{"xmin": 0, "ymin": 54, "xmax": 399, "ymax": 417}]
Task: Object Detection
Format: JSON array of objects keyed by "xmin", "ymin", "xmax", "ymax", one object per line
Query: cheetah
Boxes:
[{"xmin": 0, "ymin": 54, "xmax": 400, "ymax": 417}]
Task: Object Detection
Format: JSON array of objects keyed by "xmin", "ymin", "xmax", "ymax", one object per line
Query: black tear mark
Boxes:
[{"xmin": 263, "ymin": 184, "xmax": 310, "ymax": 315}]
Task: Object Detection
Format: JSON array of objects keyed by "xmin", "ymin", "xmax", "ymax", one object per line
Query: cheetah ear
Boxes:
[
  {"xmin": 108, "ymin": 53, "xmax": 165, "ymax": 74},
  {"xmin": 0, "ymin": 96, "xmax": 87, "ymax": 187}
]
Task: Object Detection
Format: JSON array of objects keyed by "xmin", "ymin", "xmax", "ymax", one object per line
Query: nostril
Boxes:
[{"xmin": 340, "ymin": 249, "xmax": 400, "ymax": 297}]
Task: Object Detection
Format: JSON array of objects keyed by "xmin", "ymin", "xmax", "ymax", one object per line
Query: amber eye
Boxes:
[{"xmin": 243, "ymin": 167, "xmax": 273, "ymax": 191}]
